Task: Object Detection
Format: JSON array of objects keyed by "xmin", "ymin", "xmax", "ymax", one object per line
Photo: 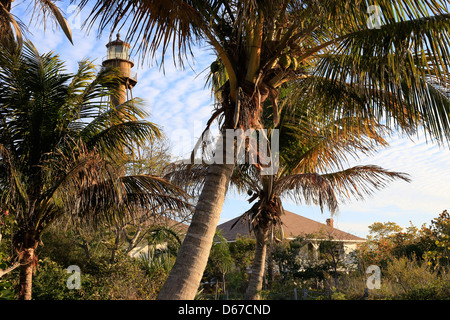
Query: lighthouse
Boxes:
[{"xmin": 102, "ymin": 33, "xmax": 137, "ymax": 107}]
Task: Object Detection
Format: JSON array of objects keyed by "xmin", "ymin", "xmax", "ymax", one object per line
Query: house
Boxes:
[{"xmin": 216, "ymin": 210, "xmax": 365, "ymax": 267}]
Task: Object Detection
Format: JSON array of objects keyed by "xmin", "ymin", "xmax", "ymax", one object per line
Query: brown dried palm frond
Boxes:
[
  {"xmin": 162, "ymin": 162, "xmax": 209, "ymax": 197},
  {"xmin": 231, "ymin": 192, "xmax": 286, "ymax": 243},
  {"xmin": 231, "ymin": 164, "xmax": 410, "ymax": 242},
  {"xmin": 30, "ymin": 0, "xmax": 73, "ymax": 43},
  {"xmin": 274, "ymin": 172, "xmax": 339, "ymax": 214}
]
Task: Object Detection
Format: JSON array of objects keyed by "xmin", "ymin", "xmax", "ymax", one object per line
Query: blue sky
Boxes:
[{"xmin": 11, "ymin": 1, "xmax": 450, "ymax": 239}]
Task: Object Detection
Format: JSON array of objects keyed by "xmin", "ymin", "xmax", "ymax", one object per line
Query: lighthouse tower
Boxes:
[{"xmin": 102, "ymin": 33, "xmax": 137, "ymax": 107}]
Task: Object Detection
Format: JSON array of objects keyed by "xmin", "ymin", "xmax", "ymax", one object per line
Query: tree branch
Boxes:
[{"xmin": 0, "ymin": 262, "xmax": 20, "ymax": 278}]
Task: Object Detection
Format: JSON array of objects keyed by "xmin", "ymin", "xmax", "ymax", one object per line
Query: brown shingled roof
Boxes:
[
  {"xmin": 142, "ymin": 215, "xmax": 190, "ymax": 234},
  {"xmin": 217, "ymin": 210, "xmax": 365, "ymax": 242}
]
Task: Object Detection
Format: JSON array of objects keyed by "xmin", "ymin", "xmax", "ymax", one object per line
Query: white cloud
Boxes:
[
  {"xmin": 327, "ymin": 134, "xmax": 450, "ymax": 236},
  {"xmin": 341, "ymin": 135, "xmax": 450, "ymax": 216}
]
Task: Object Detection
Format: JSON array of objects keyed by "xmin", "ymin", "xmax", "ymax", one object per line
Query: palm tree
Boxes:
[
  {"xmin": 78, "ymin": 0, "xmax": 450, "ymax": 299},
  {"xmin": 235, "ymin": 112, "xmax": 411, "ymax": 300},
  {"xmin": 139, "ymin": 225, "xmax": 184, "ymax": 275},
  {"xmin": 0, "ymin": 0, "xmax": 73, "ymax": 47},
  {"xmin": 0, "ymin": 42, "xmax": 191, "ymax": 299},
  {"xmin": 166, "ymin": 98, "xmax": 411, "ymax": 299}
]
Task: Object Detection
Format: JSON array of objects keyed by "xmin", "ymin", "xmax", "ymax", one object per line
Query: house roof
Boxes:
[
  {"xmin": 216, "ymin": 210, "xmax": 365, "ymax": 242},
  {"xmin": 142, "ymin": 215, "xmax": 190, "ymax": 234}
]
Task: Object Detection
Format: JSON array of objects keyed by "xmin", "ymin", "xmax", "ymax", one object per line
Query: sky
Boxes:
[{"xmin": 10, "ymin": 1, "xmax": 450, "ymax": 239}]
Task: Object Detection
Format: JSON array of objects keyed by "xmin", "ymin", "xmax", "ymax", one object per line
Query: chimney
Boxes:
[{"xmin": 326, "ymin": 218, "xmax": 334, "ymax": 228}]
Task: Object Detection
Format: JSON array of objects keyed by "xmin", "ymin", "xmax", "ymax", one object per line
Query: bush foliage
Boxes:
[{"xmin": 1, "ymin": 210, "xmax": 450, "ymax": 300}]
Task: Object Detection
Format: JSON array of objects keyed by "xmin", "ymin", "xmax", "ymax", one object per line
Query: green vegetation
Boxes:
[
  {"xmin": 2, "ymin": 194, "xmax": 450, "ymax": 300},
  {"xmin": 193, "ymin": 210, "xmax": 450, "ymax": 300},
  {"xmin": 199, "ymin": 210, "xmax": 450, "ymax": 300}
]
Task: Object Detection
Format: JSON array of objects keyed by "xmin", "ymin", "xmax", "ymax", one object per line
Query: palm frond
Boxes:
[
  {"xmin": 121, "ymin": 174, "xmax": 193, "ymax": 217},
  {"xmin": 46, "ymin": 143, "xmax": 192, "ymax": 228},
  {"xmin": 80, "ymin": 99, "xmax": 161, "ymax": 161},
  {"xmin": 64, "ymin": 60, "xmax": 114, "ymax": 120},
  {"xmin": 275, "ymin": 172, "xmax": 338, "ymax": 214},
  {"xmin": 320, "ymin": 165, "xmax": 411, "ymax": 203},
  {"xmin": 277, "ymin": 91, "xmax": 391, "ymax": 175},
  {"xmin": 313, "ymin": 11, "xmax": 450, "ymax": 143},
  {"xmin": 77, "ymin": 0, "xmax": 205, "ymax": 66},
  {"xmin": 34, "ymin": 0, "xmax": 73, "ymax": 44}
]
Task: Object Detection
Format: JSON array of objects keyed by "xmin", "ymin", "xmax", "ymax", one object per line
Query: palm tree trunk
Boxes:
[
  {"xmin": 245, "ymin": 227, "xmax": 268, "ymax": 300},
  {"xmin": 17, "ymin": 229, "xmax": 39, "ymax": 300},
  {"xmin": 266, "ymin": 244, "xmax": 274, "ymax": 290},
  {"xmin": 156, "ymin": 162, "xmax": 234, "ymax": 300},
  {"xmin": 110, "ymin": 228, "xmax": 121, "ymax": 263},
  {"xmin": 18, "ymin": 247, "xmax": 35, "ymax": 300}
]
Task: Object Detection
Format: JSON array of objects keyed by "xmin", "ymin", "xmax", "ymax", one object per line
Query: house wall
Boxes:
[
  {"xmin": 283, "ymin": 239, "xmax": 362, "ymax": 269},
  {"xmin": 342, "ymin": 242, "xmax": 360, "ymax": 267},
  {"xmin": 128, "ymin": 242, "xmax": 168, "ymax": 259}
]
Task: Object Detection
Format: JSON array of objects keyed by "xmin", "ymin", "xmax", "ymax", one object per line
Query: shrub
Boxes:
[
  {"xmin": 0, "ymin": 279, "xmax": 15, "ymax": 300},
  {"xmin": 83, "ymin": 253, "xmax": 161, "ymax": 300},
  {"xmin": 380, "ymin": 256, "xmax": 437, "ymax": 297},
  {"xmin": 399, "ymin": 282, "xmax": 450, "ymax": 300},
  {"xmin": 32, "ymin": 257, "xmax": 96, "ymax": 300},
  {"xmin": 331, "ymin": 291, "xmax": 347, "ymax": 300},
  {"xmin": 31, "ymin": 253, "xmax": 167, "ymax": 300}
]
